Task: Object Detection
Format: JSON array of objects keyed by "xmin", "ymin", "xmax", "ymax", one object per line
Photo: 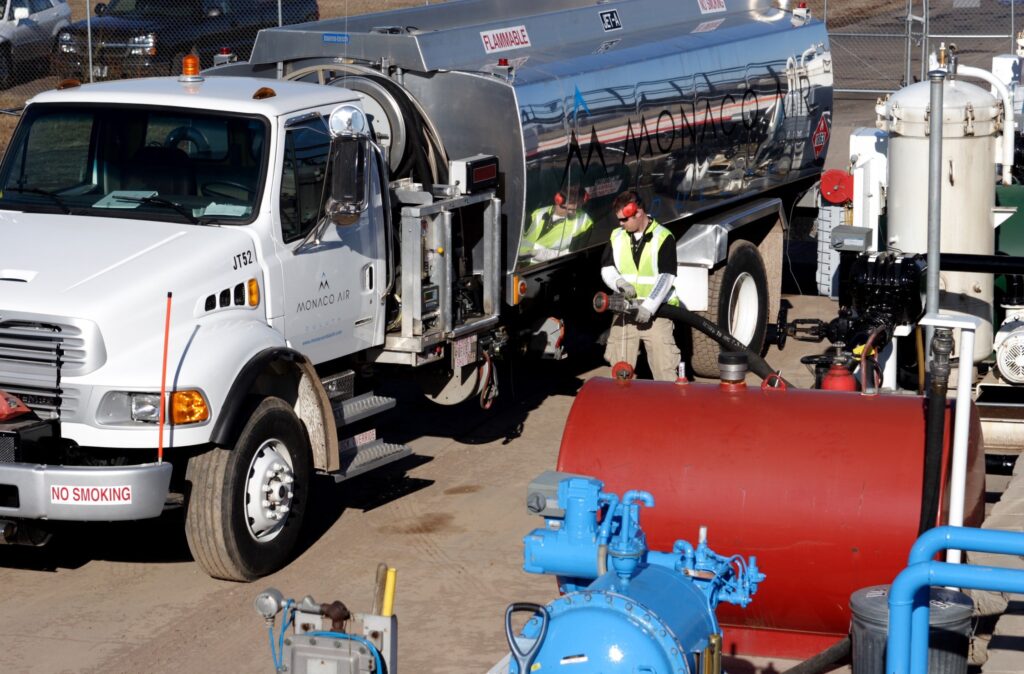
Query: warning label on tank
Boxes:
[
  {"xmin": 812, "ymin": 114, "xmax": 831, "ymax": 158},
  {"xmin": 692, "ymin": 18, "xmax": 725, "ymax": 33},
  {"xmin": 50, "ymin": 485, "xmax": 133, "ymax": 505},
  {"xmin": 697, "ymin": 0, "xmax": 727, "ymax": 14},
  {"xmin": 480, "ymin": 25, "xmax": 531, "ymax": 54}
]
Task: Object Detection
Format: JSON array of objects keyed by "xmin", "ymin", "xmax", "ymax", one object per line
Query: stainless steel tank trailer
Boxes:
[{"xmin": 217, "ymin": 0, "xmax": 834, "ymax": 378}]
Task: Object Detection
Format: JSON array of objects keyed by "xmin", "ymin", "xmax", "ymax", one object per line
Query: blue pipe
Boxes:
[
  {"xmin": 908, "ymin": 525, "xmax": 1024, "ymax": 565},
  {"xmin": 904, "ymin": 525, "xmax": 1024, "ymax": 674},
  {"xmin": 886, "ymin": 527, "xmax": 1024, "ymax": 674}
]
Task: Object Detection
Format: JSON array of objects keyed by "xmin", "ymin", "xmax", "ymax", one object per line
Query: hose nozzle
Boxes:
[{"xmin": 593, "ymin": 291, "xmax": 634, "ymax": 315}]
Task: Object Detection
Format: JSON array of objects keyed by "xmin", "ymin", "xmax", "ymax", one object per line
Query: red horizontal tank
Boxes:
[{"xmin": 557, "ymin": 377, "xmax": 985, "ymax": 658}]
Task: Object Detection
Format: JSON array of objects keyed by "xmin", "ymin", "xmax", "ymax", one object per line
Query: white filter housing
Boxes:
[{"xmin": 877, "ymin": 78, "xmax": 1001, "ymax": 361}]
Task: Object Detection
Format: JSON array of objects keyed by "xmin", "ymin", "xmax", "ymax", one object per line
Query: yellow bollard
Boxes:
[{"xmin": 381, "ymin": 567, "xmax": 397, "ymax": 617}]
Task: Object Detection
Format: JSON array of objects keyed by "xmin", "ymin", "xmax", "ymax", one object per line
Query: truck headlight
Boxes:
[
  {"xmin": 130, "ymin": 393, "xmax": 162, "ymax": 422},
  {"xmin": 128, "ymin": 33, "xmax": 157, "ymax": 57},
  {"xmin": 58, "ymin": 31, "xmax": 77, "ymax": 53},
  {"xmin": 98, "ymin": 390, "xmax": 209, "ymax": 425}
]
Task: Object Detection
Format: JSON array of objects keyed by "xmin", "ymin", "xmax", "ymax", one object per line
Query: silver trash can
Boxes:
[{"xmin": 850, "ymin": 584, "xmax": 973, "ymax": 674}]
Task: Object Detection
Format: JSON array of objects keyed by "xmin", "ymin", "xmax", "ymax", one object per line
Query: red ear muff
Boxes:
[
  {"xmin": 554, "ymin": 191, "xmax": 566, "ymax": 206},
  {"xmin": 621, "ymin": 201, "xmax": 638, "ymax": 218}
]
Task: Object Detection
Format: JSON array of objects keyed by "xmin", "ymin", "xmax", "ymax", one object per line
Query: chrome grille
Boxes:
[{"xmin": 0, "ymin": 315, "xmax": 103, "ymax": 418}]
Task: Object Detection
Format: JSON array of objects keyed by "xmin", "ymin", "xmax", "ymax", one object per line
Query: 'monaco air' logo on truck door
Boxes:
[{"xmin": 297, "ymin": 272, "xmax": 350, "ymax": 313}]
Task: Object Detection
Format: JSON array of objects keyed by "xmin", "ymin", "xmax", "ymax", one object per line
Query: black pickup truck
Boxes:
[{"xmin": 55, "ymin": 0, "xmax": 319, "ymax": 80}]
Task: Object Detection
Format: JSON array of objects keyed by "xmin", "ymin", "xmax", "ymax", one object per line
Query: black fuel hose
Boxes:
[
  {"xmin": 593, "ymin": 292, "xmax": 791, "ymax": 385},
  {"xmin": 654, "ymin": 303, "xmax": 792, "ymax": 386},
  {"xmin": 781, "ymin": 636, "xmax": 851, "ymax": 674},
  {"xmin": 919, "ymin": 329, "xmax": 953, "ymax": 536}
]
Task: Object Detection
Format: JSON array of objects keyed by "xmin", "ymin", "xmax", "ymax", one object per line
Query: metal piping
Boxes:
[
  {"xmin": 952, "ymin": 64, "xmax": 1015, "ymax": 185},
  {"xmin": 940, "ymin": 252, "xmax": 1024, "ymax": 274},
  {"xmin": 925, "ymin": 70, "xmax": 945, "ymax": 352}
]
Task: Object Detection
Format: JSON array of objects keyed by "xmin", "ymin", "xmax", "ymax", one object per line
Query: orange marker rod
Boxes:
[{"xmin": 158, "ymin": 292, "xmax": 172, "ymax": 463}]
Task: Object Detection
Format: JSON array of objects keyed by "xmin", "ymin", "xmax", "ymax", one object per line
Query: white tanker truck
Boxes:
[{"xmin": 0, "ymin": 0, "xmax": 831, "ymax": 580}]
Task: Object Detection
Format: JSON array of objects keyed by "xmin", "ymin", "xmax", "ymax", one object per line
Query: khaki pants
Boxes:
[{"xmin": 604, "ymin": 316, "xmax": 681, "ymax": 381}]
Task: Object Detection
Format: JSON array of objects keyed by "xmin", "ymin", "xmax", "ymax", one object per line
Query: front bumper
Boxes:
[
  {"xmin": 0, "ymin": 461, "xmax": 172, "ymax": 521},
  {"xmin": 55, "ymin": 54, "xmax": 159, "ymax": 81}
]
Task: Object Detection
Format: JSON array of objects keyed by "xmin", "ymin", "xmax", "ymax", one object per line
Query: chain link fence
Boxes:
[
  {"xmin": 0, "ymin": 1, "xmax": 1017, "ymax": 133},
  {"xmin": 0, "ymin": 0, "xmax": 428, "ymax": 97},
  {"xmin": 0, "ymin": 0, "xmax": 432, "ymax": 145},
  {"xmin": 807, "ymin": 0, "xmax": 1019, "ymax": 93}
]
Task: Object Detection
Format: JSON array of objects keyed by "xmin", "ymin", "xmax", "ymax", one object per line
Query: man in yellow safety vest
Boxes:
[
  {"xmin": 520, "ymin": 187, "xmax": 594, "ymax": 263},
  {"xmin": 600, "ymin": 190, "xmax": 681, "ymax": 381}
]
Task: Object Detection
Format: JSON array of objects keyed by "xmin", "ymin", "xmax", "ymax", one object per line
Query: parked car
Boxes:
[
  {"xmin": 54, "ymin": 0, "xmax": 319, "ymax": 81},
  {"xmin": 0, "ymin": 0, "xmax": 71, "ymax": 88}
]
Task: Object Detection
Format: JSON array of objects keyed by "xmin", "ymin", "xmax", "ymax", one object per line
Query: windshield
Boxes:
[{"xmin": 0, "ymin": 103, "xmax": 268, "ymax": 224}]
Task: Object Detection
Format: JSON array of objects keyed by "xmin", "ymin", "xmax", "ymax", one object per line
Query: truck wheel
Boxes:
[
  {"xmin": 185, "ymin": 397, "xmax": 311, "ymax": 581},
  {"xmin": 690, "ymin": 240, "xmax": 768, "ymax": 378}
]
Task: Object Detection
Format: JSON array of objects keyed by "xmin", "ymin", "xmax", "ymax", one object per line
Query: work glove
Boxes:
[
  {"xmin": 615, "ymin": 278, "xmax": 637, "ymax": 299},
  {"xmin": 635, "ymin": 306, "xmax": 652, "ymax": 324}
]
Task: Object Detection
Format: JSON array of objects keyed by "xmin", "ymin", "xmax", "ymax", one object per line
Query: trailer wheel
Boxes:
[
  {"xmin": 690, "ymin": 240, "xmax": 769, "ymax": 378},
  {"xmin": 185, "ymin": 397, "xmax": 311, "ymax": 581}
]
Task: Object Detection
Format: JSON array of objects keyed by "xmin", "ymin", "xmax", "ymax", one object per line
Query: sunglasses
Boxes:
[{"xmin": 617, "ymin": 215, "xmax": 632, "ymax": 223}]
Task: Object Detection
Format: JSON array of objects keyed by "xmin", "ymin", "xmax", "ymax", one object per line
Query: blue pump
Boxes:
[{"xmin": 509, "ymin": 474, "xmax": 765, "ymax": 674}]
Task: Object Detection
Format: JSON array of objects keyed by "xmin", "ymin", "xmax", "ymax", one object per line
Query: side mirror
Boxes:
[
  {"xmin": 13, "ymin": 7, "xmax": 29, "ymax": 22},
  {"xmin": 94, "ymin": 2, "xmax": 107, "ymax": 16},
  {"xmin": 327, "ymin": 138, "xmax": 367, "ymax": 225},
  {"xmin": 326, "ymin": 104, "xmax": 370, "ymax": 225}
]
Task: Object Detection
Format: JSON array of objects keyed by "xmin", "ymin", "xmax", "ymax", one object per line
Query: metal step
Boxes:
[
  {"xmin": 333, "ymin": 439, "xmax": 412, "ymax": 482},
  {"xmin": 321, "ymin": 370, "xmax": 355, "ymax": 402},
  {"xmin": 332, "ymin": 392, "xmax": 396, "ymax": 426}
]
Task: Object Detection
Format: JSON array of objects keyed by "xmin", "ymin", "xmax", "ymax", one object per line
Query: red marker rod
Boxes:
[{"xmin": 158, "ymin": 292, "xmax": 172, "ymax": 463}]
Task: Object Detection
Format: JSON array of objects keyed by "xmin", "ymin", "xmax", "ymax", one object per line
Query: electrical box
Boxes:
[
  {"xmin": 526, "ymin": 470, "xmax": 591, "ymax": 518},
  {"xmin": 449, "ymin": 155, "xmax": 499, "ymax": 195},
  {"xmin": 831, "ymin": 225, "xmax": 873, "ymax": 253}
]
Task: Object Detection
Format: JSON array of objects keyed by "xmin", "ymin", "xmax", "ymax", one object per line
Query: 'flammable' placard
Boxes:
[{"xmin": 480, "ymin": 25, "xmax": 531, "ymax": 54}]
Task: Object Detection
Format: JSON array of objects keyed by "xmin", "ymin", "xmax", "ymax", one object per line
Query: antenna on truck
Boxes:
[{"xmin": 158, "ymin": 291, "xmax": 172, "ymax": 463}]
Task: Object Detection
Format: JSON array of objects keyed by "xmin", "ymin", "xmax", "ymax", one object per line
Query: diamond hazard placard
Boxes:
[{"xmin": 812, "ymin": 114, "xmax": 830, "ymax": 158}]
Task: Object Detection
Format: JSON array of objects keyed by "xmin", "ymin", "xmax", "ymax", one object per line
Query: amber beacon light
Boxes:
[{"xmin": 179, "ymin": 54, "xmax": 203, "ymax": 82}]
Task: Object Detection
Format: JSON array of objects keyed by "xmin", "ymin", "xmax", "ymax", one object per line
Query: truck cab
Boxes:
[{"xmin": 0, "ymin": 72, "xmax": 449, "ymax": 579}]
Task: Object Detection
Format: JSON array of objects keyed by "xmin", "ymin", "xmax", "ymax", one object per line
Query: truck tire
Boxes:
[
  {"xmin": 185, "ymin": 396, "xmax": 311, "ymax": 581},
  {"xmin": 690, "ymin": 240, "xmax": 769, "ymax": 378}
]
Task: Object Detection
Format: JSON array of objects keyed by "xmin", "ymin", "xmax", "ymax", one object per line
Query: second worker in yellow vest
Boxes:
[
  {"xmin": 520, "ymin": 188, "xmax": 594, "ymax": 263},
  {"xmin": 600, "ymin": 190, "xmax": 681, "ymax": 381}
]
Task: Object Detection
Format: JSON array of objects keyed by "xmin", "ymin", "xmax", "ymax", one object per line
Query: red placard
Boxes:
[{"xmin": 812, "ymin": 114, "xmax": 830, "ymax": 158}]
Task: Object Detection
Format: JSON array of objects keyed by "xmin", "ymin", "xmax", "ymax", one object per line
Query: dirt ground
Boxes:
[{"xmin": 0, "ymin": 295, "xmax": 835, "ymax": 674}]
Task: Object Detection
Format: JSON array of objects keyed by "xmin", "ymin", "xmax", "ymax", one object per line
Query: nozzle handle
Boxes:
[{"xmin": 505, "ymin": 602, "xmax": 549, "ymax": 674}]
